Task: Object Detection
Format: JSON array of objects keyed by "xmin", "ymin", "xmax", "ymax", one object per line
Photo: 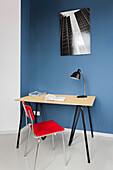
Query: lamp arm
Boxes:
[{"xmin": 80, "ymin": 72, "xmax": 86, "ymax": 96}]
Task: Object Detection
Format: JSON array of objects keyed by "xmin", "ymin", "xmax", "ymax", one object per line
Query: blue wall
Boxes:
[
  {"xmin": 22, "ymin": 0, "xmax": 113, "ymax": 133},
  {"xmin": 21, "ymin": 0, "xmax": 30, "ymax": 96},
  {"xmin": 21, "ymin": 0, "xmax": 30, "ymax": 127}
]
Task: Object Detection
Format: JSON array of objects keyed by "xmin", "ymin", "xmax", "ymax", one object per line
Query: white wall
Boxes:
[{"xmin": 0, "ymin": 0, "xmax": 20, "ymax": 132}]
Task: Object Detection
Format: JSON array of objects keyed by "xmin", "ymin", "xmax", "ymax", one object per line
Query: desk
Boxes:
[{"xmin": 15, "ymin": 94, "xmax": 95, "ymax": 163}]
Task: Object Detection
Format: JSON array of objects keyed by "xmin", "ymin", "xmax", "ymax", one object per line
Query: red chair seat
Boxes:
[{"xmin": 30, "ymin": 120, "xmax": 65, "ymax": 137}]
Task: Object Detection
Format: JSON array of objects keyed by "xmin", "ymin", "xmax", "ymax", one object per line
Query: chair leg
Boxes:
[
  {"xmin": 61, "ymin": 132, "xmax": 67, "ymax": 166},
  {"xmin": 52, "ymin": 134, "xmax": 55, "ymax": 150},
  {"xmin": 24, "ymin": 127, "xmax": 31, "ymax": 157},
  {"xmin": 34, "ymin": 139, "xmax": 40, "ymax": 170}
]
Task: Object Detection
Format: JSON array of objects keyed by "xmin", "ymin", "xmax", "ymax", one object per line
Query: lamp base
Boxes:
[{"xmin": 77, "ymin": 95, "xmax": 87, "ymax": 98}]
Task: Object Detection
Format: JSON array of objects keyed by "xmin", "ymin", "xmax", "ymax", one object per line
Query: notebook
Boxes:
[{"xmin": 45, "ymin": 94, "xmax": 65, "ymax": 101}]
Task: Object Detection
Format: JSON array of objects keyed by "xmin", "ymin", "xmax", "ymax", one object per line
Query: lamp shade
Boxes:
[{"xmin": 70, "ymin": 69, "xmax": 81, "ymax": 80}]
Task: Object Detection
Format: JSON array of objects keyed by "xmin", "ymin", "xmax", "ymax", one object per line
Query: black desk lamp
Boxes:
[{"xmin": 70, "ymin": 69, "xmax": 87, "ymax": 98}]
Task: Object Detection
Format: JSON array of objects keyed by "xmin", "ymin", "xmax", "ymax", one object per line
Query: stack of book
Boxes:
[{"xmin": 29, "ymin": 91, "xmax": 46, "ymax": 96}]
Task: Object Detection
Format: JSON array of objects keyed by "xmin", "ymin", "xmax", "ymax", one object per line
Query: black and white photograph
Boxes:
[{"xmin": 60, "ymin": 8, "xmax": 90, "ymax": 56}]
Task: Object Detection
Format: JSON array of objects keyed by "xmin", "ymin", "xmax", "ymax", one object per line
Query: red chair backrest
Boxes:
[{"xmin": 22, "ymin": 101, "xmax": 35, "ymax": 120}]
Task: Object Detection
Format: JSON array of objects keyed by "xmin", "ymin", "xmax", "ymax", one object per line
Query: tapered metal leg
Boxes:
[
  {"xmin": 40, "ymin": 103, "xmax": 44, "ymax": 121},
  {"xmin": 71, "ymin": 107, "xmax": 81, "ymax": 141},
  {"xmin": 69, "ymin": 106, "xmax": 80, "ymax": 146},
  {"xmin": 68, "ymin": 106, "xmax": 78, "ymax": 146},
  {"xmin": 87, "ymin": 106, "xmax": 94, "ymax": 138},
  {"xmin": 24, "ymin": 127, "xmax": 31, "ymax": 157},
  {"xmin": 52, "ymin": 134, "xmax": 55, "ymax": 150},
  {"xmin": 34, "ymin": 139, "xmax": 40, "ymax": 170},
  {"xmin": 81, "ymin": 107, "xmax": 90, "ymax": 163},
  {"xmin": 62, "ymin": 132, "xmax": 67, "ymax": 166},
  {"xmin": 16, "ymin": 104, "xmax": 24, "ymax": 148},
  {"xmin": 40, "ymin": 103, "xmax": 46, "ymax": 140},
  {"xmin": 35, "ymin": 103, "xmax": 38, "ymax": 123}
]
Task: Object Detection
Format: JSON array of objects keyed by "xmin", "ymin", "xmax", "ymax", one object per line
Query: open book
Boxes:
[{"xmin": 45, "ymin": 94, "xmax": 65, "ymax": 101}]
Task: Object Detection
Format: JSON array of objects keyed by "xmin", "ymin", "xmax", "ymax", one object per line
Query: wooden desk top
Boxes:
[{"xmin": 15, "ymin": 94, "xmax": 96, "ymax": 106}]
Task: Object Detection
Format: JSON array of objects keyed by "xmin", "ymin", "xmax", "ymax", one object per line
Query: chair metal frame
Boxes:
[{"xmin": 23, "ymin": 102, "xmax": 67, "ymax": 170}]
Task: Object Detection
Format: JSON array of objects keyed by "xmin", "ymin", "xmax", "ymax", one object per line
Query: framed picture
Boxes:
[{"xmin": 60, "ymin": 8, "xmax": 90, "ymax": 56}]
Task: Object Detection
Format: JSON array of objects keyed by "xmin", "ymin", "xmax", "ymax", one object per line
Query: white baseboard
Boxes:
[
  {"xmin": 65, "ymin": 128, "xmax": 113, "ymax": 139},
  {"xmin": 0, "ymin": 130, "xmax": 18, "ymax": 135},
  {"xmin": 0, "ymin": 126, "xmax": 27, "ymax": 135},
  {"xmin": 0, "ymin": 127, "xmax": 113, "ymax": 139}
]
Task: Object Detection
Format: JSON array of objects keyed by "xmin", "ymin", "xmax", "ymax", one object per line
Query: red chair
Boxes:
[{"xmin": 22, "ymin": 101, "xmax": 67, "ymax": 170}]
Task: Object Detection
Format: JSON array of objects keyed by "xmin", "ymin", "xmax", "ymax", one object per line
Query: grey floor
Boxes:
[{"xmin": 0, "ymin": 128, "xmax": 113, "ymax": 170}]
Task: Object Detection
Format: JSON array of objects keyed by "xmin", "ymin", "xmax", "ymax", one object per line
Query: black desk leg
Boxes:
[
  {"xmin": 81, "ymin": 107, "xmax": 90, "ymax": 163},
  {"xmin": 35, "ymin": 103, "xmax": 38, "ymax": 123},
  {"xmin": 40, "ymin": 103, "xmax": 44, "ymax": 121},
  {"xmin": 70, "ymin": 107, "xmax": 81, "ymax": 146},
  {"xmin": 40, "ymin": 103, "xmax": 46, "ymax": 140},
  {"xmin": 16, "ymin": 104, "xmax": 23, "ymax": 149},
  {"xmin": 87, "ymin": 106, "xmax": 94, "ymax": 138},
  {"xmin": 68, "ymin": 106, "xmax": 79, "ymax": 146}
]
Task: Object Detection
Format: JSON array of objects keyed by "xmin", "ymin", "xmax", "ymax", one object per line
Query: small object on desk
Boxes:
[
  {"xmin": 45, "ymin": 94, "xmax": 65, "ymax": 101},
  {"xmin": 29, "ymin": 91, "xmax": 46, "ymax": 96}
]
